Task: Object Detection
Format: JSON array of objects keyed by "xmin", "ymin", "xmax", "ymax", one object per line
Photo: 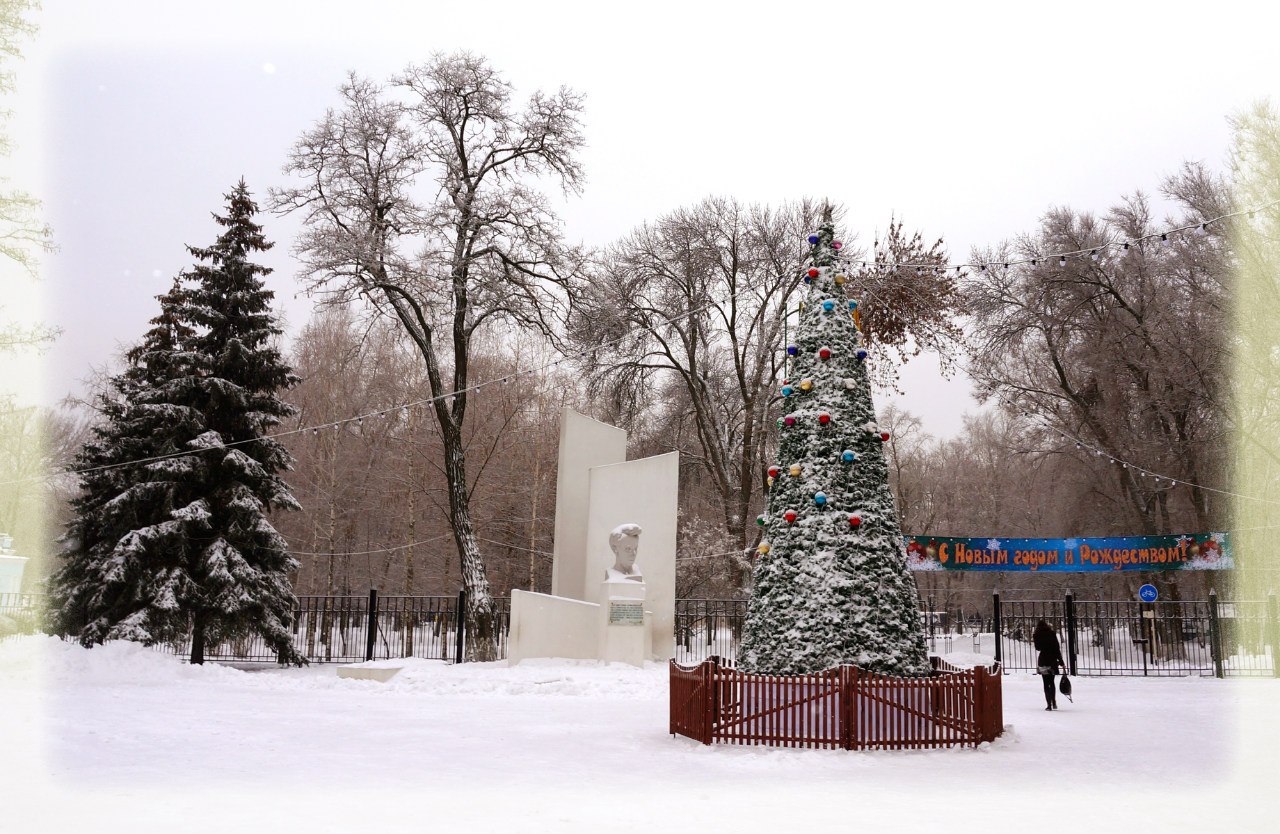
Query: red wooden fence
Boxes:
[{"xmin": 669, "ymin": 656, "xmax": 1003, "ymax": 750}]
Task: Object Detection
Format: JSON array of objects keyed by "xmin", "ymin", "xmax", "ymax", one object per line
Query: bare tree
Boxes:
[
  {"xmin": 572, "ymin": 198, "xmax": 820, "ymax": 585},
  {"xmin": 574, "ymin": 199, "xmax": 956, "ymax": 589},
  {"xmin": 848, "ymin": 218, "xmax": 960, "ymax": 388},
  {"xmin": 273, "ymin": 53, "xmax": 585, "ymax": 657},
  {"xmin": 964, "ymin": 168, "xmax": 1232, "ymax": 536},
  {"xmin": 0, "ymin": 0, "xmax": 57, "ymax": 352}
]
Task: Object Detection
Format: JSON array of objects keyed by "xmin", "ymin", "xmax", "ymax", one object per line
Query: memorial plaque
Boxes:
[{"xmin": 608, "ymin": 600, "xmax": 644, "ymax": 626}]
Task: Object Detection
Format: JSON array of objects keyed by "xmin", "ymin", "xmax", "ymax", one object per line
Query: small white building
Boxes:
[{"xmin": 0, "ymin": 534, "xmax": 29, "ymax": 598}]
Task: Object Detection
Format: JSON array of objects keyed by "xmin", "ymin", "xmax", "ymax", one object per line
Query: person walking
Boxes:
[{"xmin": 1033, "ymin": 619, "xmax": 1066, "ymax": 710}]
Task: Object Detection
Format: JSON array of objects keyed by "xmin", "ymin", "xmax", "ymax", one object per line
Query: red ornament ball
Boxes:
[
  {"xmin": 767, "ymin": 465, "xmax": 780, "ymax": 479},
  {"xmin": 818, "ymin": 412, "xmax": 831, "ymax": 425},
  {"xmin": 818, "ymin": 346, "xmax": 832, "ymax": 360},
  {"xmin": 807, "ymin": 267, "xmax": 820, "ymax": 278},
  {"xmin": 848, "ymin": 514, "xmax": 862, "ymax": 527},
  {"xmin": 784, "ymin": 510, "xmax": 798, "ymax": 524},
  {"xmin": 880, "ymin": 430, "xmax": 891, "ymax": 441},
  {"xmin": 784, "ymin": 416, "xmax": 796, "ymax": 427}
]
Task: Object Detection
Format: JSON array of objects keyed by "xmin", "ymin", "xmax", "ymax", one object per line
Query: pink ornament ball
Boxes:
[
  {"xmin": 784, "ymin": 416, "xmax": 796, "ymax": 427},
  {"xmin": 833, "ymin": 240, "xmax": 843, "ymax": 250}
]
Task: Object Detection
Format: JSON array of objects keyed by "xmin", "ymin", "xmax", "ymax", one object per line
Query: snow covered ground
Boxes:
[{"xmin": 2, "ymin": 636, "xmax": 1277, "ymax": 833}]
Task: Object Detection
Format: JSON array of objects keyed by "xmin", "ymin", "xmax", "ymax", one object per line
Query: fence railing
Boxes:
[
  {"xmin": 993, "ymin": 591, "xmax": 1277, "ymax": 678},
  {"xmin": 9, "ymin": 590, "xmax": 1278, "ymax": 677},
  {"xmin": 670, "ymin": 655, "xmax": 1003, "ymax": 750}
]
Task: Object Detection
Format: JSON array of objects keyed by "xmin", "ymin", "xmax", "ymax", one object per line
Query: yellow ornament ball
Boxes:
[
  {"xmin": 767, "ymin": 476, "xmax": 775, "ymax": 487},
  {"xmin": 799, "ymin": 378, "xmax": 813, "ymax": 391},
  {"xmin": 757, "ymin": 542, "xmax": 771, "ymax": 555},
  {"xmin": 834, "ymin": 274, "xmax": 846, "ymax": 285},
  {"xmin": 789, "ymin": 463, "xmax": 802, "ymax": 477}
]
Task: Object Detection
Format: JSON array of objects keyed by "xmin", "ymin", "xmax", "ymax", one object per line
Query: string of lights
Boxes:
[
  {"xmin": 6, "ymin": 197, "xmax": 1276, "ymax": 500},
  {"xmin": 1020, "ymin": 412, "xmax": 1280, "ymax": 506},
  {"xmin": 834, "ymin": 198, "xmax": 1280, "ymax": 273}
]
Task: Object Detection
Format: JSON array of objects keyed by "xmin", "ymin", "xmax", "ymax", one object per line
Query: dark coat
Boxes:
[{"xmin": 1033, "ymin": 624, "xmax": 1065, "ymax": 671}]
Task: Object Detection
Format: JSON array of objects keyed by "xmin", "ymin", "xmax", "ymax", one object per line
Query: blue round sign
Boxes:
[{"xmin": 1139, "ymin": 584, "xmax": 1158, "ymax": 603}]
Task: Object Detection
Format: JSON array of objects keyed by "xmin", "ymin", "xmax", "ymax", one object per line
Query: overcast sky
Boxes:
[{"xmin": 3, "ymin": 0, "xmax": 1275, "ymax": 438}]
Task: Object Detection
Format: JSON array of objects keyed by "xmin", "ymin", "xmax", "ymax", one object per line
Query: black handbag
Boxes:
[{"xmin": 1059, "ymin": 674, "xmax": 1073, "ymax": 702}]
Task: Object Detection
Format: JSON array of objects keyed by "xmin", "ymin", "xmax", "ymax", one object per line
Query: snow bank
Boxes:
[{"xmin": 0, "ymin": 635, "xmax": 667, "ymax": 699}]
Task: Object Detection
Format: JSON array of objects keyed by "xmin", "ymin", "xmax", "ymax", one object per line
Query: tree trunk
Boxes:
[
  {"xmin": 442, "ymin": 427, "xmax": 497, "ymax": 661},
  {"xmin": 189, "ymin": 611, "xmax": 206, "ymax": 665}
]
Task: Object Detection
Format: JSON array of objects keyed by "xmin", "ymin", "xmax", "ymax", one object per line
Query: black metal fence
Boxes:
[
  {"xmin": 8, "ymin": 590, "xmax": 1278, "ymax": 676},
  {"xmin": 0, "ymin": 592, "xmax": 42, "ymax": 637},
  {"xmin": 991, "ymin": 591, "xmax": 1277, "ymax": 677},
  {"xmin": 169, "ymin": 590, "xmax": 512, "ymax": 664}
]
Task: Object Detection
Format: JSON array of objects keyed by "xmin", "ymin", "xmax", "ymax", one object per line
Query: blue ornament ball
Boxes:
[
  {"xmin": 821, "ymin": 299, "xmax": 836, "ymax": 312},
  {"xmin": 841, "ymin": 450, "xmax": 857, "ymax": 463},
  {"xmin": 814, "ymin": 491, "xmax": 828, "ymax": 506},
  {"xmin": 856, "ymin": 349, "xmax": 868, "ymax": 361},
  {"xmin": 848, "ymin": 300, "xmax": 859, "ymax": 310},
  {"xmin": 781, "ymin": 385, "xmax": 794, "ymax": 397},
  {"xmin": 807, "ymin": 234, "xmax": 820, "ymax": 245},
  {"xmin": 786, "ymin": 344, "xmax": 798, "ymax": 356}
]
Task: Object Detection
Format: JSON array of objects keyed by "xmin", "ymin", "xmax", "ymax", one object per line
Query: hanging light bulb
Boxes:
[
  {"xmin": 1058, "ymin": 255, "xmax": 1068, "ymax": 267},
  {"xmin": 1089, "ymin": 249, "xmax": 1100, "ymax": 261},
  {"xmin": 1160, "ymin": 232, "xmax": 1169, "ymax": 244}
]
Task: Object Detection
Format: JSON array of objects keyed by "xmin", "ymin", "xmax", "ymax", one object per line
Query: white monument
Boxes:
[{"xmin": 507, "ymin": 409, "xmax": 678, "ymax": 667}]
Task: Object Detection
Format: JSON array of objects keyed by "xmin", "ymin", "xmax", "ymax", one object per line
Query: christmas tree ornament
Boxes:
[
  {"xmin": 799, "ymin": 378, "xmax": 813, "ymax": 391},
  {"xmin": 819, "ymin": 346, "xmax": 832, "ymax": 360},
  {"xmin": 776, "ymin": 418, "xmax": 785, "ymax": 429},
  {"xmin": 789, "ymin": 463, "xmax": 802, "ymax": 477},
  {"xmin": 848, "ymin": 514, "xmax": 862, "ymax": 528},
  {"xmin": 783, "ymin": 510, "xmax": 798, "ymax": 523},
  {"xmin": 783, "ymin": 416, "xmax": 796, "ymax": 427},
  {"xmin": 818, "ymin": 412, "xmax": 831, "ymax": 425},
  {"xmin": 767, "ymin": 476, "xmax": 775, "ymax": 488},
  {"xmin": 832, "ymin": 240, "xmax": 843, "ymax": 250},
  {"xmin": 814, "ymin": 492, "xmax": 828, "ymax": 506},
  {"xmin": 856, "ymin": 349, "xmax": 868, "ymax": 362},
  {"xmin": 843, "ymin": 377, "xmax": 856, "ymax": 389},
  {"xmin": 834, "ymin": 274, "xmax": 846, "ymax": 285},
  {"xmin": 756, "ymin": 514, "xmax": 766, "ymax": 527},
  {"xmin": 768, "ymin": 465, "xmax": 780, "ymax": 479},
  {"xmin": 807, "ymin": 233, "xmax": 820, "ymax": 244},
  {"xmin": 807, "ymin": 267, "xmax": 820, "ymax": 278},
  {"xmin": 786, "ymin": 344, "xmax": 798, "ymax": 356},
  {"xmin": 841, "ymin": 449, "xmax": 857, "ymax": 463},
  {"xmin": 822, "ymin": 299, "xmax": 836, "ymax": 312},
  {"xmin": 847, "ymin": 300, "xmax": 858, "ymax": 310},
  {"xmin": 880, "ymin": 430, "xmax": 891, "ymax": 442},
  {"xmin": 758, "ymin": 542, "xmax": 771, "ymax": 555},
  {"xmin": 782, "ymin": 385, "xmax": 794, "ymax": 397}
]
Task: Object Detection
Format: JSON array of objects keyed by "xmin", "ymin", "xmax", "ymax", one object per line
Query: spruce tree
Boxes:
[
  {"xmin": 51, "ymin": 181, "xmax": 303, "ymax": 665},
  {"xmin": 167, "ymin": 180, "xmax": 302, "ymax": 665},
  {"xmin": 739, "ymin": 210, "xmax": 929, "ymax": 676},
  {"xmin": 49, "ymin": 280, "xmax": 204, "ymax": 646}
]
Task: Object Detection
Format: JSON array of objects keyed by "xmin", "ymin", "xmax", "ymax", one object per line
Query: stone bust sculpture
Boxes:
[{"xmin": 605, "ymin": 523, "xmax": 644, "ymax": 583}]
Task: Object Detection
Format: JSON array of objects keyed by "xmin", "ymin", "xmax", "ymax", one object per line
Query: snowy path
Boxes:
[{"xmin": 2, "ymin": 636, "xmax": 1276, "ymax": 833}]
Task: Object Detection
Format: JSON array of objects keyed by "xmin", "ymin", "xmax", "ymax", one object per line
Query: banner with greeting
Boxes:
[{"xmin": 903, "ymin": 532, "xmax": 1232, "ymax": 572}]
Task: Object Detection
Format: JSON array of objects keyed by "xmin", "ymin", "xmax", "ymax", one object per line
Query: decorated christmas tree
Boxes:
[{"xmin": 739, "ymin": 210, "xmax": 929, "ymax": 676}]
